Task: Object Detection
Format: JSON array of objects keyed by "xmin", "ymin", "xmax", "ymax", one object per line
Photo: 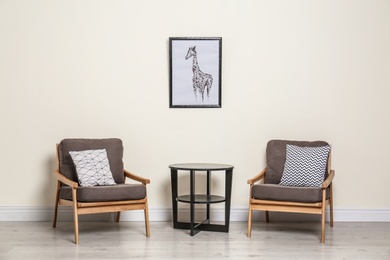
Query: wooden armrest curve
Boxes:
[
  {"xmin": 124, "ymin": 169, "xmax": 150, "ymax": 185},
  {"xmin": 247, "ymin": 168, "xmax": 266, "ymax": 185},
  {"xmin": 322, "ymin": 170, "xmax": 335, "ymax": 188},
  {"xmin": 53, "ymin": 170, "xmax": 78, "ymax": 188}
]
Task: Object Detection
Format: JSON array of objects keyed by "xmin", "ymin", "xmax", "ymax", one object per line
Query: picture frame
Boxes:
[{"xmin": 169, "ymin": 37, "xmax": 222, "ymax": 108}]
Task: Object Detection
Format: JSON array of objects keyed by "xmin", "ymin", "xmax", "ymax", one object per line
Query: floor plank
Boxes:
[{"xmin": 0, "ymin": 221, "xmax": 389, "ymax": 259}]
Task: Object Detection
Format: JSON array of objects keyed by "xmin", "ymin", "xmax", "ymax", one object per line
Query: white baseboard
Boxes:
[{"xmin": 0, "ymin": 206, "xmax": 389, "ymax": 222}]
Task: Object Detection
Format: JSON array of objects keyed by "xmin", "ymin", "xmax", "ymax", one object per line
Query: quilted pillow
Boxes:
[
  {"xmin": 279, "ymin": 144, "xmax": 330, "ymax": 187},
  {"xmin": 69, "ymin": 149, "xmax": 116, "ymax": 187}
]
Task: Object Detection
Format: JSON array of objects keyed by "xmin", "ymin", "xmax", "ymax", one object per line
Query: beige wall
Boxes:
[{"xmin": 1, "ymin": 0, "xmax": 389, "ymax": 211}]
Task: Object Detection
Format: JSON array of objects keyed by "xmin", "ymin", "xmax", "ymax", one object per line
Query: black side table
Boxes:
[{"xmin": 169, "ymin": 163, "xmax": 234, "ymax": 236}]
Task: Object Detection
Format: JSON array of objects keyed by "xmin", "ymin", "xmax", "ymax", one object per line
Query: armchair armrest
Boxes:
[
  {"xmin": 124, "ymin": 169, "xmax": 150, "ymax": 185},
  {"xmin": 322, "ymin": 170, "xmax": 335, "ymax": 188},
  {"xmin": 247, "ymin": 168, "xmax": 266, "ymax": 185},
  {"xmin": 53, "ymin": 169, "xmax": 78, "ymax": 188}
]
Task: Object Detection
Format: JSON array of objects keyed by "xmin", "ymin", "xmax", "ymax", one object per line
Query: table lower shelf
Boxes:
[{"xmin": 177, "ymin": 194, "xmax": 225, "ymax": 204}]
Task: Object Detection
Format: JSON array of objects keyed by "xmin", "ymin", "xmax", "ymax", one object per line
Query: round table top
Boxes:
[{"xmin": 169, "ymin": 163, "xmax": 234, "ymax": 171}]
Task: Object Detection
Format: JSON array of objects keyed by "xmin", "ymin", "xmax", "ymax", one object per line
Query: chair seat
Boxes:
[
  {"xmin": 252, "ymin": 184, "xmax": 329, "ymax": 203},
  {"xmin": 60, "ymin": 184, "xmax": 147, "ymax": 202}
]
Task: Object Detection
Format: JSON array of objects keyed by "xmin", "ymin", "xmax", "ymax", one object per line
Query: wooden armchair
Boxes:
[
  {"xmin": 53, "ymin": 138, "xmax": 150, "ymax": 244},
  {"xmin": 247, "ymin": 140, "xmax": 335, "ymax": 243}
]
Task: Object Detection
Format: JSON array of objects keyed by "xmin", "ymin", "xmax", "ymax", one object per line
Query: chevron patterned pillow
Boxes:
[
  {"xmin": 69, "ymin": 149, "xmax": 117, "ymax": 187},
  {"xmin": 279, "ymin": 144, "xmax": 330, "ymax": 187}
]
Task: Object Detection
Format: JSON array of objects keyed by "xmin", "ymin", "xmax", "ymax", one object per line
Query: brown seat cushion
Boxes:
[
  {"xmin": 251, "ymin": 184, "xmax": 329, "ymax": 203},
  {"xmin": 59, "ymin": 184, "xmax": 146, "ymax": 202}
]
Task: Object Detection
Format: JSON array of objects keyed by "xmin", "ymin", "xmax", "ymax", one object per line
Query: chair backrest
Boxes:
[
  {"xmin": 57, "ymin": 138, "xmax": 125, "ymax": 184},
  {"xmin": 265, "ymin": 139, "xmax": 330, "ymax": 184}
]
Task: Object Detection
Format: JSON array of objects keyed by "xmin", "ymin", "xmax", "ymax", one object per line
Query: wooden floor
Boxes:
[{"xmin": 0, "ymin": 221, "xmax": 389, "ymax": 259}]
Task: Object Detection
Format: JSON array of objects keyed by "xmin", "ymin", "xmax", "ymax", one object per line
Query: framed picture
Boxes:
[{"xmin": 169, "ymin": 37, "xmax": 222, "ymax": 108}]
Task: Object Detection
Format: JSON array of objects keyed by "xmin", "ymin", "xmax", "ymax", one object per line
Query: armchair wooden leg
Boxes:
[
  {"xmin": 247, "ymin": 205, "xmax": 252, "ymax": 237},
  {"xmin": 116, "ymin": 212, "xmax": 121, "ymax": 222},
  {"xmin": 73, "ymin": 211, "xmax": 79, "ymax": 244},
  {"xmin": 329, "ymin": 184, "xmax": 334, "ymax": 227},
  {"xmin": 321, "ymin": 211, "xmax": 325, "ymax": 243},
  {"xmin": 144, "ymin": 200, "xmax": 150, "ymax": 237},
  {"xmin": 265, "ymin": 211, "xmax": 270, "ymax": 223},
  {"xmin": 53, "ymin": 181, "xmax": 60, "ymax": 228},
  {"xmin": 72, "ymin": 188, "xmax": 79, "ymax": 245},
  {"xmin": 321, "ymin": 190, "xmax": 326, "ymax": 243}
]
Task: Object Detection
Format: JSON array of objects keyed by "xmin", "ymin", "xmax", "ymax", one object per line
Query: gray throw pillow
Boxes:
[
  {"xmin": 69, "ymin": 149, "xmax": 116, "ymax": 187},
  {"xmin": 279, "ymin": 145, "xmax": 330, "ymax": 187}
]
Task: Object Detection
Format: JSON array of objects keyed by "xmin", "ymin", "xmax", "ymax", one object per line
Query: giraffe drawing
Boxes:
[{"xmin": 185, "ymin": 46, "xmax": 213, "ymax": 102}]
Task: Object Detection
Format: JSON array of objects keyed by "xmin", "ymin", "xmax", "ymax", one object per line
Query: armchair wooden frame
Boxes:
[
  {"xmin": 52, "ymin": 144, "xmax": 150, "ymax": 244},
  {"xmin": 247, "ymin": 155, "xmax": 335, "ymax": 243}
]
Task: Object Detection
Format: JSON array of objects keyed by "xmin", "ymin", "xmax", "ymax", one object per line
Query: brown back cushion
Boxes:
[
  {"xmin": 265, "ymin": 140, "xmax": 330, "ymax": 184},
  {"xmin": 58, "ymin": 138, "xmax": 125, "ymax": 184}
]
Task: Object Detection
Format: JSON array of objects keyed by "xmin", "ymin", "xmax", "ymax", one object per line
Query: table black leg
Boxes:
[
  {"xmin": 225, "ymin": 169, "xmax": 233, "ymax": 231},
  {"xmin": 170, "ymin": 169, "xmax": 178, "ymax": 229},
  {"xmin": 206, "ymin": 170, "xmax": 211, "ymax": 221},
  {"xmin": 190, "ymin": 170, "xmax": 195, "ymax": 236}
]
